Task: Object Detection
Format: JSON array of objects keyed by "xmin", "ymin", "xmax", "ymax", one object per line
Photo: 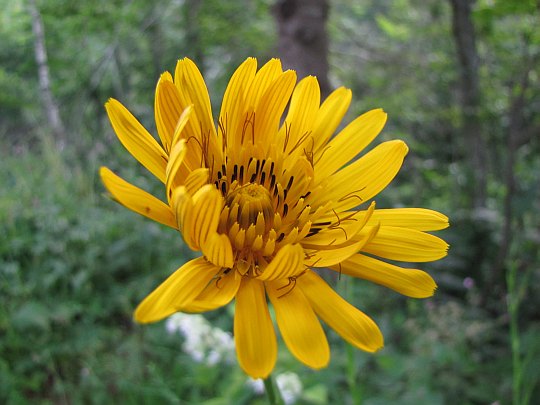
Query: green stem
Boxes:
[
  {"xmin": 507, "ymin": 262, "xmax": 522, "ymax": 405},
  {"xmin": 263, "ymin": 374, "xmax": 283, "ymax": 405}
]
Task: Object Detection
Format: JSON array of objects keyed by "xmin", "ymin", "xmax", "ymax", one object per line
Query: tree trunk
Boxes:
[
  {"xmin": 273, "ymin": 0, "xmax": 331, "ymax": 97},
  {"xmin": 449, "ymin": 0, "xmax": 486, "ymax": 209},
  {"xmin": 28, "ymin": 0, "xmax": 66, "ymax": 145}
]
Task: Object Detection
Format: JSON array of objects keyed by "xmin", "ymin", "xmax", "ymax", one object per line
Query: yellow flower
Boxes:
[{"xmin": 100, "ymin": 58, "xmax": 449, "ymax": 378}]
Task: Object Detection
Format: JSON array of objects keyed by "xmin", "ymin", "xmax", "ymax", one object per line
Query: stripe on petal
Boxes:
[
  {"xmin": 183, "ymin": 269, "xmax": 241, "ymax": 312},
  {"xmin": 172, "ymin": 186, "xmax": 196, "ymax": 249},
  {"xmin": 303, "ymin": 224, "xmax": 379, "ymax": 268},
  {"xmin": 267, "ymin": 279, "xmax": 329, "ymax": 369},
  {"xmin": 254, "ymin": 70, "xmax": 297, "ymax": 152},
  {"xmin": 202, "ymin": 232, "xmax": 234, "ymax": 268},
  {"xmin": 219, "ymin": 58, "xmax": 257, "ymax": 148},
  {"xmin": 299, "ymin": 271, "xmax": 383, "ymax": 352},
  {"xmin": 315, "ymin": 140, "xmax": 409, "ymax": 212},
  {"xmin": 190, "ymin": 185, "xmax": 224, "ymax": 249},
  {"xmin": 312, "ymin": 87, "xmax": 352, "ymax": 153},
  {"xmin": 360, "ymin": 208, "xmax": 450, "ymax": 231},
  {"xmin": 362, "ymin": 226, "xmax": 449, "ymax": 262},
  {"xmin": 154, "ymin": 72, "xmax": 176, "ymax": 151},
  {"xmin": 281, "ymin": 76, "xmax": 320, "ymax": 156},
  {"xmin": 316, "ymin": 109, "xmax": 387, "ymax": 179},
  {"xmin": 234, "ymin": 278, "xmax": 277, "ymax": 378},
  {"xmin": 134, "ymin": 257, "xmax": 219, "ymax": 323},
  {"xmin": 174, "ymin": 58, "xmax": 216, "ymax": 140},
  {"xmin": 245, "ymin": 58, "xmax": 283, "ymax": 110},
  {"xmin": 258, "ymin": 243, "xmax": 305, "ymax": 281},
  {"xmin": 166, "ymin": 138, "xmax": 188, "ymax": 203},
  {"xmin": 100, "ymin": 167, "xmax": 176, "ymax": 229},
  {"xmin": 106, "ymin": 99, "xmax": 168, "ymax": 183},
  {"xmin": 331, "ymin": 254, "xmax": 437, "ymax": 298}
]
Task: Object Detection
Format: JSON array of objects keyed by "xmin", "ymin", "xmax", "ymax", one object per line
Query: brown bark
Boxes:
[
  {"xmin": 28, "ymin": 0, "xmax": 66, "ymax": 144},
  {"xmin": 273, "ymin": 0, "xmax": 331, "ymax": 97},
  {"xmin": 449, "ymin": 0, "xmax": 486, "ymax": 208}
]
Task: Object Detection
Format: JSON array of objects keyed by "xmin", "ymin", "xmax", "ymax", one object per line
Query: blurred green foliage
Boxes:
[{"xmin": 1, "ymin": 0, "xmax": 539, "ymax": 403}]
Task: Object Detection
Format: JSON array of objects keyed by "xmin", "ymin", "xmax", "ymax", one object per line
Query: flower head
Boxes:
[{"xmin": 101, "ymin": 58, "xmax": 449, "ymax": 378}]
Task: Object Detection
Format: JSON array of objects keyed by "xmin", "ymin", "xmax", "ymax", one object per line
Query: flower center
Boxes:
[
  {"xmin": 225, "ymin": 183, "xmax": 274, "ymax": 230},
  {"xmin": 225, "ymin": 183, "xmax": 274, "ymax": 232}
]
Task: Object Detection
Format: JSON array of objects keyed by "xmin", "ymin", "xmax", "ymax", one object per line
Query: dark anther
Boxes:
[
  {"xmin": 270, "ymin": 174, "xmax": 276, "ymax": 189},
  {"xmin": 306, "ymin": 228, "xmax": 321, "ymax": 237},
  {"xmin": 250, "ymin": 173, "xmax": 257, "ymax": 183},
  {"xmin": 217, "ymin": 171, "xmax": 222, "ymax": 180},
  {"xmin": 283, "ymin": 203, "xmax": 289, "ymax": 217},
  {"xmin": 276, "ymin": 232, "xmax": 285, "ymax": 242},
  {"xmin": 221, "ymin": 164, "xmax": 227, "ymax": 175},
  {"xmin": 260, "ymin": 172, "xmax": 266, "ymax": 185},
  {"xmin": 232, "ymin": 164, "xmax": 238, "ymax": 181},
  {"xmin": 239, "ymin": 165, "xmax": 244, "ymax": 182},
  {"xmin": 221, "ymin": 182, "xmax": 227, "ymax": 195},
  {"xmin": 286, "ymin": 176, "xmax": 294, "ymax": 191},
  {"xmin": 300, "ymin": 191, "xmax": 311, "ymax": 199}
]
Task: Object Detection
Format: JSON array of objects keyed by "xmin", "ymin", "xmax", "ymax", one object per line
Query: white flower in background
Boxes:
[
  {"xmin": 165, "ymin": 313, "xmax": 235, "ymax": 365},
  {"xmin": 246, "ymin": 378, "xmax": 265, "ymax": 395},
  {"xmin": 276, "ymin": 372, "xmax": 303, "ymax": 405},
  {"xmin": 247, "ymin": 371, "xmax": 303, "ymax": 404}
]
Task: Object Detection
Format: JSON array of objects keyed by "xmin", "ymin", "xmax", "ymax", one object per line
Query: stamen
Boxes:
[
  {"xmin": 338, "ymin": 188, "xmax": 366, "ymax": 204},
  {"xmin": 286, "ymin": 176, "xmax": 294, "ymax": 191}
]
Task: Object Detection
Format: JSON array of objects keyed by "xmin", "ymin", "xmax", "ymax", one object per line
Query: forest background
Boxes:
[{"xmin": 1, "ymin": 0, "xmax": 539, "ymax": 404}]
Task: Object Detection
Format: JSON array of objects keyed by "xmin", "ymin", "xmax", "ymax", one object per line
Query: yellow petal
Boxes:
[
  {"xmin": 316, "ymin": 109, "xmax": 387, "ymax": 179},
  {"xmin": 134, "ymin": 257, "xmax": 219, "ymax": 323},
  {"xmin": 312, "ymin": 87, "xmax": 352, "ymax": 153},
  {"xmin": 105, "ymin": 99, "xmax": 168, "ymax": 183},
  {"xmin": 154, "ymin": 72, "xmax": 177, "ymax": 152},
  {"xmin": 331, "ymin": 254, "xmax": 437, "ymax": 298},
  {"xmin": 165, "ymin": 138, "xmax": 188, "ymax": 203},
  {"xmin": 202, "ymin": 232, "xmax": 234, "ymax": 268},
  {"xmin": 174, "ymin": 58, "xmax": 215, "ymax": 139},
  {"xmin": 218, "ymin": 58, "xmax": 257, "ymax": 145},
  {"xmin": 183, "ymin": 167, "xmax": 209, "ymax": 196},
  {"xmin": 267, "ymin": 279, "xmax": 330, "ymax": 369},
  {"xmin": 359, "ymin": 208, "xmax": 449, "ymax": 231},
  {"xmin": 299, "ymin": 271, "xmax": 383, "ymax": 352},
  {"xmin": 183, "ymin": 268, "xmax": 241, "ymax": 312},
  {"xmin": 254, "ymin": 70, "xmax": 297, "ymax": 151},
  {"xmin": 303, "ymin": 202, "xmax": 376, "ymax": 247},
  {"xmin": 315, "ymin": 140, "xmax": 409, "ymax": 212},
  {"xmin": 234, "ymin": 278, "xmax": 277, "ymax": 378},
  {"xmin": 190, "ymin": 185, "xmax": 224, "ymax": 249},
  {"xmin": 281, "ymin": 76, "xmax": 320, "ymax": 155},
  {"xmin": 257, "ymin": 243, "xmax": 305, "ymax": 281},
  {"xmin": 303, "ymin": 224, "xmax": 379, "ymax": 267},
  {"xmin": 100, "ymin": 167, "xmax": 176, "ymax": 229},
  {"xmin": 244, "ymin": 58, "xmax": 283, "ymax": 110},
  {"xmin": 170, "ymin": 105, "xmax": 194, "ymax": 148},
  {"xmin": 362, "ymin": 226, "xmax": 449, "ymax": 262},
  {"xmin": 172, "ymin": 186, "xmax": 196, "ymax": 249}
]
